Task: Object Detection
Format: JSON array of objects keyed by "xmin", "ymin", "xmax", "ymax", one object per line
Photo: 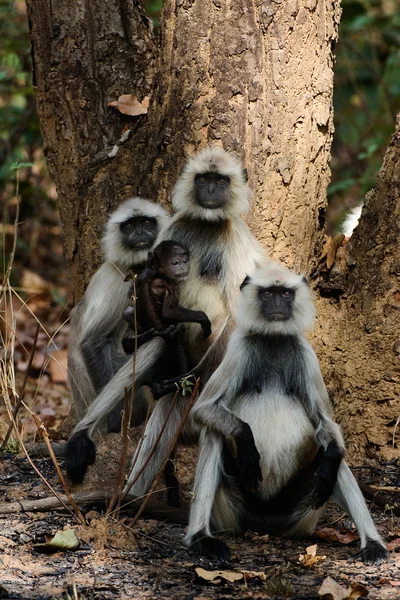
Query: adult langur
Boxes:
[
  {"xmin": 184, "ymin": 262, "xmax": 389, "ymax": 566},
  {"xmin": 65, "ymin": 198, "xmax": 170, "ymax": 482},
  {"xmin": 124, "ymin": 146, "xmax": 265, "ymax": 499}
]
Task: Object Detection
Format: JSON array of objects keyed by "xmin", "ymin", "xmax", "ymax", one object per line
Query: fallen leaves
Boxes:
[
  {"xmin": 299, "ymin": 544, "xmax": 326, "ymax": 568},
  {"xmin": 33, "ymin": 528, "xmax": 79, "ymax": 554},
  {"xmin": 314, "ymin": 527, "xmax": 358, "ymax": 545},
  {"xmin": 319, "ymin": 234, "xmax": 345, "ymax": 271},
  {"xmin": 195, "ymin": 567, "xmax": 267, "ymax": 585},
  {"xmin": 108, "ymin": 94, "xmax": 150, "ymax": 116},
  {"xmin": 318, "ymin": 576, "xmax": 368, "ymax": 600}
]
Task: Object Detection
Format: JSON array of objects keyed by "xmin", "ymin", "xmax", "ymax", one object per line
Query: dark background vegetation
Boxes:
[{"xmin": 1, "ymin": 0, "xmax": 399, "ymax": 281}]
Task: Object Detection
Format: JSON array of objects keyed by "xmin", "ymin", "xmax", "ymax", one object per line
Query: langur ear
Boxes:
[
  {"xmin": 240, "ymin": 275, "xmax": 251, "ymax": 291},
  {"xmin": 302, "ymin": 276, "xmax": 309, "ymax": 287},
  {"xmin": 242, "ymin": 168, "xmax": 248, "ymax": 182}
]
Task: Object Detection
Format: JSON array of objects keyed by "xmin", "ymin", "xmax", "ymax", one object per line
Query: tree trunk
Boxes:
[
  {"xmin": 315, "ymin": 117, "xmax": 400, "ymax": 462},
  {"xmin": 27, "ymin": 0, "xmax": 340, "ymax": 298},
  {"xmin": 26, "ymin": 0, "xmax": 157, "ymax": 297},
  {"xmin": 27, "ymin": 0, "xmax": 398, "ymax": 458}
]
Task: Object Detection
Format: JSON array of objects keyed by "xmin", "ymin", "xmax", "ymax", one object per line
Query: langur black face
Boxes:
[
  {"xmin": 157, "ymin": 246, "xmax": 190, "ymax": 281},
  {"xmin": 259, "ymin": 286, "xmax": 295, "ymax": 321},
  {"xmin": 120, "ymin": 216, "xmax": 158, "ymax": 250},
  {"xmin": 194, "ymin": 172, "xmax": 231, "ymax": 209}
]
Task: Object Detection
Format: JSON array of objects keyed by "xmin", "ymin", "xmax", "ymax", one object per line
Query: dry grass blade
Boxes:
[
  {"xmin": 106, "ymin": 388, "xmax": 131, "ymax": 518},
  {"xmin": 33, "ymin": 414, "xmax": 86, "ymax": 525},
  {"xmin": 1, "ymin": 323, "xmax": 40, "ymax": 451}
]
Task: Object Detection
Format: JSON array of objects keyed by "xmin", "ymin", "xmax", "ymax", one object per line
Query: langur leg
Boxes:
[
  {"xmin": 332, "ymin": 461, "xmax": 389, "ymax": 565},
  {"xmin": 65, "ymin": 338, "xmax": 165, "ymax": 484},
  {"xmin": 184, "ymin": 432, "xmax": 231, "ymax": 561},
  {"xmin": 163, "ymin": 449, "xmax": 180, "ymax": 508},
  {"xmin": 124, "ymin": 394, "xmax": 193, "ymax": 499}
]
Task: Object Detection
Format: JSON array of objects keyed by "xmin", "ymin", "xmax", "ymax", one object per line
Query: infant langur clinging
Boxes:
[{"xmin": 185, "ymin": 262, "xmax": 389, "ymax": 566}]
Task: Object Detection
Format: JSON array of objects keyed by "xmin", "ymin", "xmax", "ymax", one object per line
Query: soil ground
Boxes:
[{"xmin": 0, "ymin": 438, "xmax": 399, "ymax": 600}]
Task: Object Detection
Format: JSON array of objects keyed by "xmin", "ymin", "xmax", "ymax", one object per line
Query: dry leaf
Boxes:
[
  {"xmin": 314, "ymin": 527, "xmax": 358, "ymax": 545},
  {"xmin": 108, "ymin": 94, "xmax": 149, "ymax": 116},
  {"xmin": 319, "ymin": 234, "xmax": 345, "ymax": 270},
  {"xmin": 299, "ymin": 544, "xmax": 326, "ymax": 568},
  {"xmin": 348, "ymin": 582, "xmax": 368, "ymax": 599},
  {"xmin": 387, "ymin": 537, "xmax": 400, "ymax": 551},
  {"xmin": 34, "ymin": 528, "xmax": 79, "ymax": 554},
  {"xmin": 318, "ymin": 576, "xmax": 346, "ymax": 600},
  {"xmin": 195, "ymin": 567, "xmax": 243, "ymax": 584},
  {"xmin": 389, "ymin": 581, "xmax": 400, "ymax": 587},
  {"xmin": 318, "ymin": 577, "xmax": 368, "ymax": 600},
  {"xmin": 21, "ymin": 269, "xmax": 50, "ymax": 295}
]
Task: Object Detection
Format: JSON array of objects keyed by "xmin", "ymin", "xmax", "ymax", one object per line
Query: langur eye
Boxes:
[
  {"xmin": 262, "ymin": 291, "xmax": 271, "ymax": 298},
  {"xmin": 282, "ymin": 291, "xmax": 291, "ymax": 297},
  {"xmin": 198, "ymin": 177, "xmax": 206, "ymax": 184},
  {"xmin": 172, "ymin": 259, "xmax": 179, "ymax": 266},
  {"xmin": 144, "ymin": 220, "xmax": 151, "ymax": 226},
  {"xmin": 218, "ymin": 179, "xmax": 226, "ymax": 186}
]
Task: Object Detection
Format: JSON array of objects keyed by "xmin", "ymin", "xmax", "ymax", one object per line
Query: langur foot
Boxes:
[
  {"xmin": 64, "ymin": 431, "xmax": 96, "ymax": 484},
  {"xmin": 191, "ymin": 532, "xmax": 231, "ymax": 562},
  {"xmin": 355, "ymin": 539, "xmax": 390, "ymax": 565}
]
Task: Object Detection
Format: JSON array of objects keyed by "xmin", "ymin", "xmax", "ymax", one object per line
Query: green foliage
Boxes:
[
  {"xmin": 329, "ymin": 0, "xmax": 400, "ymax": 231},
  {"xmin": 0, "ymin": 0, "xmax": 43, "ymax": 184}
]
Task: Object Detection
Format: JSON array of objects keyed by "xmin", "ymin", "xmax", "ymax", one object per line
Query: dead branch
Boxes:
[
  {"xmin": 24, "ymin": 441, "xmax": 67, "ymax": 457},
  {"xmin": 33, "ymin": 414, "xmax": 86, "ymax": 525},
  {"xmin": 358, "ymin": 481, "xmax": 400, "ymax": 516},
  {"xmin": 0, "ymin": 490, "xmax": 188, "ymax": 523}
]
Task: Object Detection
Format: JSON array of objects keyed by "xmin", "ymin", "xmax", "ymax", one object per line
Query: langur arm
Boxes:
[
  {"xmin": 161, "ymin": 295, "xmax": 211, "ymax": 339},
  {"xmin": 191, "ymin": 351, "xmax": 262, "ymax": 488},
  {"xmin": 80, "ymin": 329, "xmax": 114, "ymax": 394},
  {"xmin": 301, "ymin": 340, "xmax": 346, "ymax": 453}
]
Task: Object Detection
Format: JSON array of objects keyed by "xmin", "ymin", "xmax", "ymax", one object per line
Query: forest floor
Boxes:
[
  {"xmin": 0, "ymin": 446, "xmax": 399, "ymax": 600},
  {"xmin": 1, "ymin": 213, "xmax": 399, "ymax": 600}
]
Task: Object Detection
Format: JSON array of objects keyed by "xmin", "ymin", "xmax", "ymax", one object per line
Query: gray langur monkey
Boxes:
[
  {"xmin": 68, "ymin": 197, "xmax": 170, "ymax": 427},
  {"xmin": 184, "ymin": 262, "xmax": 389, "ymax": 565},
  {"xmin": 124, "ymin": 146, "xmax": 265, "ymax": 500},
  {"xmin": 65, "ymin": 198, "xmax": 170, "ymax": 483}
]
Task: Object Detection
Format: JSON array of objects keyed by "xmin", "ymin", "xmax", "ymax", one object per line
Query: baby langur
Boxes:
[
  {"xmin": 185, "ymin": 263, "xmax": 389, "ymax": 566},
  {"xmin": 122, "ymin": 241, "xmax": 212, "ymax": 386}
]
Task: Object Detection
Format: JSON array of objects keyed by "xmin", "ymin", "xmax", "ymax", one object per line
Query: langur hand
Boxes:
[
  {"xmin": 200, "ymin": 319, "xmax": 212, "ymax": 339},
  {"xmin": 123, "ymin": 306, "xmax": 136, "ymax": 329},
  {"xmin": 122, "ymin": 328, "xmax": 156, "ymax": 354},
  {"xmin": 234, "ymin": 424, "xmax": 263, "ymax": 490},
  {"xmin": 156, "ymin": 323, "xmax": 185, "ymax": 340}
]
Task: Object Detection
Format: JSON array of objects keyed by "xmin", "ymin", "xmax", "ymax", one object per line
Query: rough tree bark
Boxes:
[
  {"xmin": 26, "ymin": 0, "xmax": 399, "ymax": 458},
  {"xmin": 315, "ymin": 119, "xmax": 400, "ymax": 462},
  {"xmin": 27, "ymin": 0, "xmax": 339, "ymax": 295}
]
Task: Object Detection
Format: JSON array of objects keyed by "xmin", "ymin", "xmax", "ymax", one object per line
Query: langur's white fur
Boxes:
[{"xmin": 184, "ymin": 262, "xmax": 387, "ymax": 562}]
